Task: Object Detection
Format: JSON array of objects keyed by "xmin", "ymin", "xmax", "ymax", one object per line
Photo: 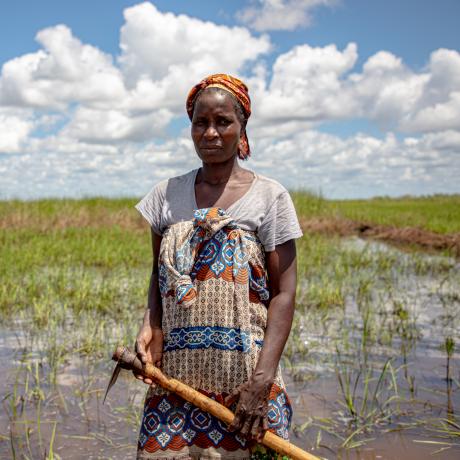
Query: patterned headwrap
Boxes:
[{"xmin": 186, "ymin": 74, "xmax": 251, "ymax": 160}]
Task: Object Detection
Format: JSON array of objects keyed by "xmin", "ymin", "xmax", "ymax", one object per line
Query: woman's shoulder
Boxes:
[
  {"xmin": 168, "ymin": 168, "xmax": 198, "ymax": 186},
  {"xmin": 140, "ymin": 168, "xmax": 198, "ymax": 210},
  {"xmin": 148, "ymin": 168, "xmax": 198, "ymax": 197},
  {"xmin": 254, "ymin": 173, "xmax": 287, "ymax": 192},
  {"xmin": 251, "ymin": 174, "xmax": 303, "ymax": 251},
  {"xmin": 251, "ymin": 173, "xmax": 290, "ymax": 206},
  {"xmin": 135, "ymin": 169, "xmax": 198, "ymax": 234}
]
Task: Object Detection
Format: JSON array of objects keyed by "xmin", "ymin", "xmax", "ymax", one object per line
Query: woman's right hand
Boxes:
[{"xmin": 134, "ymin": 324, "xmax": 164, "ymax": 385}]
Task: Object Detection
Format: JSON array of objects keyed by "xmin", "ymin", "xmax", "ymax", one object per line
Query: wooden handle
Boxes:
[{"xmin": 113, "ymin": 346, "xmax": 320, "ymax": 460}]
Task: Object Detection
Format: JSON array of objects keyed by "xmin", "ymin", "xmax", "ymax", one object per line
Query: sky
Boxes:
[{"xmin": 0, "ymin": 0, "xmax": 459, "ymax": 199}]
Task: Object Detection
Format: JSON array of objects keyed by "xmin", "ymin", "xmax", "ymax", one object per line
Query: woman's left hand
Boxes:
[{"xmin": 224, "ymin": 375, "xmax": 272, "ymax": 442}]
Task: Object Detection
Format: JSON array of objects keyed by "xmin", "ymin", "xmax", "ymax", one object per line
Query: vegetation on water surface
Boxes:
[{"xmin": 0, "ymin": 195, "xmax": 459, "ymax": 459}]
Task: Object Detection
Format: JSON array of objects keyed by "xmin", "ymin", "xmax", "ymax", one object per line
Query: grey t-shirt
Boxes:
[{"xmin": 135, "ymin": 168, "xmax": 303, "ymax": 252}]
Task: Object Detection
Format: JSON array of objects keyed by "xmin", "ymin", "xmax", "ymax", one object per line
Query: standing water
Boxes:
[{"xmin": 0, "ymin": 237, "xmax": 459, "ymax": 459}]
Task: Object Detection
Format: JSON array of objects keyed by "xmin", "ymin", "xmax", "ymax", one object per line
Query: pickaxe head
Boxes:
[{"xmin": 103, "ymin": 346, "xmax": 141, "ymax": 404}]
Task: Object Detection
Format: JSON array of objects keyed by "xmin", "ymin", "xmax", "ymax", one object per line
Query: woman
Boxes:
[{"xmin": 134, "ymin": 74, "xmax": 303, "ymax": 459}]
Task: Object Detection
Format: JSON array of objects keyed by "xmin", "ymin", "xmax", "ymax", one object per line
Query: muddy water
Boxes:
[
  {"xmin": 285, "ymin": 238, "xmax": 460, "ymax": 458},
  {"xmin": 0, "ymin": 238, "xmax": 459, "ymax": 459},
  {"xmin": 0, "ymin": 324, "xmax": 146, "ymax": 459},
  {"xmin": 0, "ymin": 332, "xmax": 141, "ymax": 459}
]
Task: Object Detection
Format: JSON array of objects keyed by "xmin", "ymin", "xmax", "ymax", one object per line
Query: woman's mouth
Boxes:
[{"xmin": 201, "ymin": 146, "xmax": 223, "ymax": 152}]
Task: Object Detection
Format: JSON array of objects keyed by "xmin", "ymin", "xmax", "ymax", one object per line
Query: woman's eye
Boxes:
[{"xmin": 219, "ymin": 119, "xmax": 231, "ymax": 126}]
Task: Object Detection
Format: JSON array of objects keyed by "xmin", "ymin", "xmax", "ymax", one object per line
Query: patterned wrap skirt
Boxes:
[{"xmin": 137, "ymin": 208, "xmax": 292, "ymax": 459}]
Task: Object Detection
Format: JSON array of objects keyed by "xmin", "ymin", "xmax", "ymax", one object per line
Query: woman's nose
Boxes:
[{"xmin": 204, "ymin": 124, "xmax": 218, "ymax": 139}]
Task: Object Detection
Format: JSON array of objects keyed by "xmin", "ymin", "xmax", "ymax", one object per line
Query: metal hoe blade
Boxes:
[{"xmin": 103, "ymin": 360, "xmax": 122, "ymax": 404}]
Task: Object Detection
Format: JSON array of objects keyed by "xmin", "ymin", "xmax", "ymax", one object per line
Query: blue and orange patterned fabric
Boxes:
[
  {"xmin": 139, "ymin": 385, "xmax": 292, "ymax": 456},
  {"xmin": 137, "ymin": 208, "xmax": 292, "ymax": 460},
  {"xmin": 158, "ymin": 208, "xmax": 269, "ymax": 307}
]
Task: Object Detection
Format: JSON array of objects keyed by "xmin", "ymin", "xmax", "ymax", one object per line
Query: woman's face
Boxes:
[{"xmin": 191, "ymin": 90, "xmax": 243, "ymax": 164}]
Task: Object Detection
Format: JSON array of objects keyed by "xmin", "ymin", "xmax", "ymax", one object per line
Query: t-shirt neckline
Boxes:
[{"xmin": 191, "ymin": 167, "xmax": 258, "ymax": 211}]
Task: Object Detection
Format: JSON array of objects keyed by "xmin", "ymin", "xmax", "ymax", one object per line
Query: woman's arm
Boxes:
[
  {"xmin": 226, "ymin": 239, "xmax": 297, "ymax": 440},
  {"xmin": 134, "ymin": 229, "xmax": 164, "ymax": 385}
]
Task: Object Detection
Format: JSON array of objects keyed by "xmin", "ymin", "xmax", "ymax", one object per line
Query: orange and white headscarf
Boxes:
[{"xmin": 186, "ymin": 74, "xmax": 251, "ymax": 160}]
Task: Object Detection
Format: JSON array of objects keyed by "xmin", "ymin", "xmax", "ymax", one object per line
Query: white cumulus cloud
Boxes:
[
  {"xmin": 62, "ymin": 107, "xmax": 174, "ymax": 143},
  {"xmin": 237, "ymin": 0, "xmax": 337, "ymax": 31},
  {"xmin": 248, "ymin": 44, "xmax": 460, "ymax": 137},
  {"xmin": 119, "ymin": 1, "xmax": 271, "ymax": 112},
  {"xmin": 252, "ymin": 42, "xmax": 358, "ymax": 123},
  {"xmin": 0, "ymin": 25, "xmax": 125, "ymax": 110},
  {"xmin": 248, "ymin": 129, "xmax": 460, "ymax": 197},
  {"xmin": 0, "ymin": 109, "xmax": 35, "ymax": 153},
  {"xmin": 0, "ymin": 2, "xmax": 272, "ymax": 145},
  {"xmin": 0, "ymin": 2, "xmax": 459, "ymax": 199},
  {"xmin": 2, "ymin": 128, "xmax": 458, "ymax": 200}
]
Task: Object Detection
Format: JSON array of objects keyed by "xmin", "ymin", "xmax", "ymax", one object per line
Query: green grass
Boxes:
[
  {"xmin": 3, "ymin": 193, "xmax": 460, "ymax": 235},
  {"xmin": 1, "ymin": 193, "xmax": 457, "ymax": 333},
  {"xmin": 291, "ymin": 192, "xmax": 460, "ymax": 234},
  {"xmin": 329, "ymin": 195, "xmax": 460, "ymax": 234},
  {"xmin": 0, "ymin": 197, "xmax": 136, "ymax": 220},
  {"xmin": 0, "ymin": 226, "xmax": 151, "ymax": 319}
]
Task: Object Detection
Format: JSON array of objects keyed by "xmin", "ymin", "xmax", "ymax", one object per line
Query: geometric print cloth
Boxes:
[
  {"xmin": 137, "ymin": 208, "xmax": 292, "ymax": 459},
  {"xmin": 158, "ymin": 208, "xmax": 269, "ymax": 307},
  {"xmin": 138, "ymin": 385, "xmax": 292, "ymax": 458}
]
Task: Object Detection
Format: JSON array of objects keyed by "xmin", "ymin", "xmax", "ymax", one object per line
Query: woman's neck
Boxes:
[{"xmin": 199, "ymin": 157, "xmax": 241, "ymax": 185}]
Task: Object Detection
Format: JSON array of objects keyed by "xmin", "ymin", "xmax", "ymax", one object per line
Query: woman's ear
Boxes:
[
  {"xmin": 239, "ymin": 124, "xmax": 247, "ymax": 140},
  {"xmin": 237, "ymin": 132, "xmax": 249, "ymax": 160},
  {"xmin": 238, "ymin": 130, "xmax": 245, "ymax": 146}
]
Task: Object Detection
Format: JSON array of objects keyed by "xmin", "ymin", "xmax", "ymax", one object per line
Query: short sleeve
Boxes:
[
  {"xmin": 258, "ymin": 191, "xmax": 303, "ymax": 252},
  {"xmin": 135, "ymin": 181, "xmax": 166, "ymax": 235}
]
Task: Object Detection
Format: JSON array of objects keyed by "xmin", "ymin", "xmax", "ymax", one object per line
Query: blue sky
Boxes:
[
  {"xmin": 0, "ymin": 0, "xmax": 459, "ymax": 199},
  {"xmin": 2, "ymin": 1, "xmax": 458, "ymax": 68}
]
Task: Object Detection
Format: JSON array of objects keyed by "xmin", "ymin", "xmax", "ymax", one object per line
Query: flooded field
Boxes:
[
  {"xmin": 1, "ymin": 230, "xmax": 459, "ymax": 459},
  {"xmin": 1, "ymin": 195, "xmax": 460, "ymax": 459},
  {"xmin": 285, "ymin": 237, "xmax": 460, "ymax": 458}
]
